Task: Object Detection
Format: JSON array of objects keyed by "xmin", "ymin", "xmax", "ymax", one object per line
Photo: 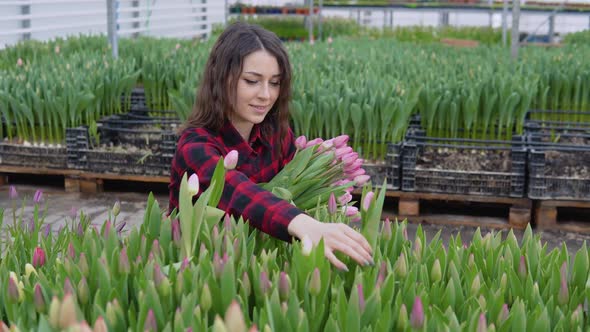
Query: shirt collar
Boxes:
[{"xmin": 220, "ymin": 121, "xmax": 264, "ymax": 149}]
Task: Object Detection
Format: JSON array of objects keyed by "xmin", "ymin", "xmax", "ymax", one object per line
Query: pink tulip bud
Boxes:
[
  {"xmin": 357, "ymin": 284, "xmax": 365, "ymax": 311},
  {"xmin": 301, "ymin": 235, "xmax": 313, "ymax": 256},
  {"xmin": 187, "ymin": 173, "xmax": 199, "ymax": 196},
  {"xmin": 16, "ymin": 58, "xmax": 23, "ymax": 67},
  {"xmin": 34, "ymin": 283, "xmax": 45, "ymax": 312},
  {"xmin": 332, "ymin": 135, "xmax": 349, "ymax": 148},
  {"xmin": 103, "ymin": 220, "xmax": 112, "ymax": 239},
  {"xmin": 351, "ymin": 215, "xmax": 361, "ymax": 223},
  {"xmin": 354, "ymin": 175, "xmax": 371, "ymax": 187},
  {"xmin": 171, "ymin": 219, "xmax": 181, "ymax": 246},
  {"xmin": 54, "ymin": 45, "xmax": 60, "ymax": 54},
  {"xmin": 498, "ymin": 304, "xmax": 509, "ymax": 323},
  {"xmin": 93, "ymin": 317, "xmax": 108, "ymax": 332},
  {"xmin": 242, "ymin": 272, "xmax": 251, "ymax": 296},
  {"xmin": 338, "ymin": 192, "xmax": 353, "ymax": 205},
  {"xmin": 362, "ymin": 191, "xmax": 374, "ymax": 211},
  {"xmin": 376, "ymin": 261, "xmax": 387, "ymax": 288},
  {"xmin": 153, "ymin": 264, "xmax": 165, "ymax": 287},
  {"xmin": 327, "ymin": 36, "xmax": 333, "ymax": 44},
  {"xmin": 224, "ymin": 300, "xmax": 247, "ymax": 332},
  {"xmin": 343, "ymin": 205, "xmax": 359, "ymax": 217},
  {"xmin": 144, "ymin": 309, "xmax": 158, "ymax": 332},
  {"xmin": 67, "ymin": 243, "xmax": 76, "ymax": 260},
  {"xmin": 7, "ymin": 274, "xmax": 20, "ymax": 302},
  {"xmin": 8, "ymin": 185, "xmax": 17, "ymax": 199},
  {"xmin": 175, "ymin": 43, "xmax": 181, "ymax": 50},
  {"xmin": 64, "ymin": 277, "xmax": 76, "ymax": 296},
  {"xmin": 477, "ymin": 313, "xmax": 487, "ymax": 332},
  {"xmin": 318, "ymin": 140, "xmax": 334, "ymax": 152},
  {"xmin": 33, "ymin": 247, "xmax": 46, "ymax": 268},
  {"xmin": 335, "ymin": 146, "xmax": 353, "ymax": 159},
  {"xmin": 224, "ymin": 214, "xmax": 233, "ymax": 231},
  {"xmin": 119, "ymin": 248, "xmax": 130, "ymax": 274},
  {"xmin": 213, "ymin": 252, "xmax": 226, "ymax": 278},
  {"xmin": 558, "ymin": 262, "xmax": 569, "ymax": 305},
  {"xmin": 305, "ymin": 138, "xmax": 323, "ymax": 148},
  {"xmin": 224, "ymin": 150, "xmax": 239, "ymax": 170},
  {"xmin": 180, "ymin": 257, "xmax": 190, "ymax": 272},
  {"xmin": 33, "ymin": 189, "xmax": 43, "ymax": 203},
  {"xmin": 382, "ymin": 218, "xmax": 392, "ymax": 240},
  {"xmin": 518, "ymin": 256, "xmax": 527, "ymax": 279},
  {"xmin": 279, "ymin": 272, "xmax": 291, "ymax": 302},
  {"xmin": 309, "ymin": 268, "xmax": 321, "ymax": 296},
  {"xmin": 295, "ymin": 136, "xmax": 307, "ymax": 150},
  {"xmin": 341, "ymin": 152, "xmax": 359, "ymax": 164},
  {"xmin": 43, "ymin": 224, "xmax": 51, "ymax": 237},
  {"xmin": 328, "ymin": 193, "xmax": 337, "ymax": 215},
  {"xmin": 347, "ymin": 168, "xmax": 366, "ymax": 179},
  {"xmin": 410, "ymin": 297, "xmax": 424, "ymax": 329},
  {"xmin": 259, "ymin": 271, "xmax": 271, "ymax": 295}
]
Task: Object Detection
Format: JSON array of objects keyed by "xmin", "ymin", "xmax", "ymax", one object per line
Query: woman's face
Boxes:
[{"xmin": 231, "ymin": 49, "xmax": 281, "ymax": 140}]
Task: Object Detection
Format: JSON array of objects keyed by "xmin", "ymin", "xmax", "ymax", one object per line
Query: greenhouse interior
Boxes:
[{"xmin": 1, "ymin": 0, "xmax": 590, "ymax": 330}]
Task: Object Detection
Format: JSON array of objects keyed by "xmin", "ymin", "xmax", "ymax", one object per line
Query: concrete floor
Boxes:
[{"xmin": 1, "ymin": 181, "xmax": 589, "ymax": 255}]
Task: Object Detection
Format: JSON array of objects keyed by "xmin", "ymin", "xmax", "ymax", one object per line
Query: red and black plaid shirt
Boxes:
[{"xmin": 169, "ymin": 121, "xmax": 302, "ymax": 242}]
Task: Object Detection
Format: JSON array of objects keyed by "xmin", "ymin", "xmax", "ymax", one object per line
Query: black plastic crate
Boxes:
[
  {"xmin": 97, "ymin": 114, "xmax": 179, "ymax": 150},
  {"xmin": 363, "ymin": 142, "xmax": 401, "ymax": 190},
  {"xmin": 527, "ymin": 132, "xmax": 590, "ymax": 200},
  {"xmin": 0, "ymin": 142, "xmax": 67, "ymax": 169},
  {"xmin": 120, "ymin": 87, "xmax": 147, "ymax": 112},
  {"xmin": 402, "ymin": 129, "xmax": 526, "ymax": 197},
  {"xmin": 66, "ymin": 126, "xmax": 178, "ymax": 176}
]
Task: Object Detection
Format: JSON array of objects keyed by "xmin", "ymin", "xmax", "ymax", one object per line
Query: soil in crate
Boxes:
[
  {"xmin": 0, "ymin": 139, "xmax": 67, "ymax": 169},
  {"xmin": 417, "ymin": 147, "xmax": 511, "ymax": 172},
  {"xmin": 540, "ymin": 135, "xmax": 590, "ymax": 178}
]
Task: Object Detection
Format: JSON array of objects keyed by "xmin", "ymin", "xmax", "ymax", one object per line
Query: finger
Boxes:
[
  {"xmin": 330, "ymin": 240, "xmax": 371, "ymax": 267},
  {"xmin": 342, "ymin": 237, "xmax": 374, "ymax": 265},
  {"xmin": 324, "ymin": 249, "xmax": 349, "ymax": 272},
  {"xmin": 342, "ymin": 225, "xmax": 373, "ymax": 255}
]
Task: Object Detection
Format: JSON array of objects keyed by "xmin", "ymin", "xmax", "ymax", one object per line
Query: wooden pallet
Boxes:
[
  {"xmin": 370, "ymin": 191, "xmax": 532, "ymax": 230},
  {"xmin": 0, "ymin": 165, "xmax": 168, "ymax": 193},
  {"xmin": 535, "ymin": 200, "xmax": 590, "ymax": 233}
]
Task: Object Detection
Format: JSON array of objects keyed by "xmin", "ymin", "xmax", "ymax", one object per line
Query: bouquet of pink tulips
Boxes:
[{"xmin": 260, "ymin": 134, "xmax": 371, "ymax": 222}]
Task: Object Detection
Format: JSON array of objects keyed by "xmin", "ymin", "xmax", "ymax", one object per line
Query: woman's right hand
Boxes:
[{"xmin": 287, "ymin": 214, "xmax": 374, "ymax": 271}]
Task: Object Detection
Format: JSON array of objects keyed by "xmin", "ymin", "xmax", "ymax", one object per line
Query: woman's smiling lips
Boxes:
[{"xmin": 250, "ymin": 104, "xmax": 269, "ymax": 113}]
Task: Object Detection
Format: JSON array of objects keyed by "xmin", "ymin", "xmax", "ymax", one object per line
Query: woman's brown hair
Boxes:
[{"xmin": 183, "ymin": 21, "xmax": 292, "ymax": 157}]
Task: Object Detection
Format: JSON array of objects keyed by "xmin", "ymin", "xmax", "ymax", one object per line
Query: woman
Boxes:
[{"xmin": 169, "ymin": 22, "xmax": 373, "ymax": 271}]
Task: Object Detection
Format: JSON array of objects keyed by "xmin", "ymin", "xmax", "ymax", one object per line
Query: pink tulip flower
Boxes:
[
  {"xmin": 295, "ymin": 136, "xmax": 307, "ymax": 150},
  {"xmin": 32, "ymin": 247, "xmax": 46, "ymax": 268},
  {"xmin": 224, "ymin": 150, "xmax": 239, "ymax": 170}
]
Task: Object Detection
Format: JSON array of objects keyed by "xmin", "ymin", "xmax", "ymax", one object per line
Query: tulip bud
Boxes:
[
  {"xmin": 187, "ymin": 173, "xmax": 200, "ymax": 196},
  {"xmin": 224, "ymin": 150, "xmax": 239, "ymax": 170},
  {"xmin": 397, "ymin": 304, "xmax": 409, "ymax": 330},
  {"xmin": 571, "ymin": 304, "xmax": 583, "ymax": 327},
  {"xmin": 78, "ymin": 278, "xmax": 89, "ymax": 305},
  {"xmin": 338, "ymin": 192, "xmax": 353, "ymax": 205},
  {"xmin": 201, "ymin": 283, "xmax": 212, "ymax": 311},
  {"xmin": 33, "ymin": 189, "xmax": 43, "ymax": 203},
  {"xmin": 354, "ymin": 175, "xmax": 370, "ymax": 187},
  {"xmin": 362, "ymin": 191, "xmax": 374, "ymax": 212},
  {"xmin": 279, "ymin": 272, "xmax": 291, "ymax": 302},
  {"xmin": 500, "ymin": 273, "xmax": 507, "ymax": 290},
  {"xmin": 381, "ymin": 218, "xmax": 392, "ymax": 241},
  {"xmin": 7, "ymin": 272, "xmax": 21, "ymax": 303},
  {"xmin": 33, "ymin": 247, "xmax": 46, "ymax": 268},
  {"xmin": 410, "ymin": 297, "xmax": 424, "ymax": 329},
  {"xmin": 431, "ymin": 259, "xmax": 442, "ymax": 283},
  {"xmin": 413, "ymin": 237, "xmax": 422, "ymax": 261},
  {"xmin": 471, "ymin": 274, "xmax": 481, "ymax": 296},
  {"xmin": 259, "ymin": 271, "xmax": 272, "ymax": 296},
  {"xmin": 332, "ymin": 135, "xmax": 349, "ymax": 149},
  {"xmin": 44, "ymin": 224, "xmax": 52, "ymax": 237},
  {"xmin": 25, "ymin": 263, "xmax": 37, "ymax": 279},
  {"xmin": 518, "ymin": 256, "xmax": 527, "ymax": 279},
  {"xmin": 78, "ymin": 253, "xmax": 89, "ymax": 277},
  {"xmin": 309, "ymin": 268, "xmax": 321, "ymax": 296},
  {"xmin": 118, "ymin": 248, "xmax": 130, "ymax": 275},
  {"xmin": 64, "ymin": 277, "xmax": 76, "ymax": 296},
  {"xmin": 558, "ymin": 279, "xmax": 569, "ymax": 305},
  {"xmin": 49, "ymin": 296, "xmax": 61, "ymax": 329},
  {"xmin": 478, "ymin": 295, "xmax": 486, "ymax": 310},
  {"xmin": 16, "ymin": 58, "xmax": 23, "ymax": 67},
  {"xmin": 213, "ymin": 316, "xmax": 228, "ymax": 332},
  {"xmin": 67, "ymin": 243, "xmax": 76, "ymax": 260},
  {"xmin": 305, "ymin": 138, "xmax": 323, "ymax": 148},
  {"xmin": 394, "ymin": 252, "xmax": 407, "ymax": 278},
  {"xmin": 224, "ymin": 300, "xmax": 246, "ymax": 332},
  {"xmin": 497, "ymin": 304, "xmax": 509, "ymax": 324},
  {"xmin": 343, "ymin": 205, "xmax": 359, "ymax": 217},
  {"xmin": 376, "ymin": 261, "xmax": 387, "ymax": 288},
  {"xmin": 295, "ymin": 136, "xmax": 307, "ymax": 150},
  {"xmin": 8, "ymin": 185, "xmax": 18, "ymax": 199},
  {"xmin": 34, "ymin": 283, "xmax": 46, "ymax": 312},
  {"xmin": 357, "ymin": 284, "xmax": 365, "ymax": 311},
  {"xmin": 241, "ymin": 272, "xmax": 251, "ymax": 296},
  {"xmin": 477, "ymin": 313, "xmax": 487, "ymax": 332},
  {"xmin": 59, "ymin": 293, "xmax": 78, "ymax": 329},
  {"xmin": 112, "ymin": 200, "xmax": 121, "ymax": 217},
  {"xmin": 144, "ymin": 309, "xmax": 158, "ymax": 332},
  {"xmin": 93, "ymin": 317, "xmax": 108, "ymax": 332},
  {"xmin": 468, "ymin": 253, "xmax": 475, "ymax": 268},
  {"xmin": 328, "ymin": 193, "xmax": 337, "ymax": 215}
]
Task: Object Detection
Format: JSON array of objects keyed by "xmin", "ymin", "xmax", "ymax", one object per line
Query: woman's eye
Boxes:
[
  {"xmin": 270, "ymin": 81, "xmax": 280, "ymax": 86},
  {"xmin": 244, "ymin": 79, "xmax": 257, "ymax": 84}
]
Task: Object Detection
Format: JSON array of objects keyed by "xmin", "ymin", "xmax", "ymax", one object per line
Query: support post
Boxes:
[
  {"xmin": 390, "ymin": 9, "xmax": 394, "ymax": 28},
  {"xmin": 502, "ymin": 0, "xmax": 508, "ymax": 46},
  {"xmin": 107, "ymin": 0, "xmax": 118, "ymax": 58},
  {"xmin": 20, "ymin": 4, "xmax": 31, "ymax": 41},
  {"xmin": 511, "ymin": 0, "xmax": 521, "ymax": 60},
  {"xmin": 319, "ymin": 0, "xmax": 323, "ymax": 41},
  {"xmin": 548, "ymin": 14, "xmax": 555, "ymax": 43},
  {"xmin": 132, "ymin": 0, "xmax": 140, "ymax": 38}
]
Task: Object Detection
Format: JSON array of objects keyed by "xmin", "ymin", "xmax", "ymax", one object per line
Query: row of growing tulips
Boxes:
[
  {"xmin": 1, "ymin": 136, "xmax": 590, "ymax": 331},
  {"xmin": 2, "ymin": 35, "xmax": 590, "ymax": 152}
]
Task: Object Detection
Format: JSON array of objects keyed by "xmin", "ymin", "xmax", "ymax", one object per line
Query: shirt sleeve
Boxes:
[{"xmin": 176, "ymin": 133, "xmax": 303, "ymax": 242}]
